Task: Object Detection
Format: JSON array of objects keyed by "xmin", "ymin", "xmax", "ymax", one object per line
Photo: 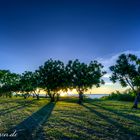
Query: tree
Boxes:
[
  {"xmin": 20, "ymin": 71, "xmax": 42, "ymax": 100},
  {"xmin": 20, "ymin": 71, "xmax": 36, "ymax": 99},
  {"xmin": 0, "ymin": 70, "xmax": 21, "ymax": 97},
  {"xmin": 31, "ymin": 71, "xmax": 41, "ymax": 100},
  {"xmin": 110, "ymin": 53, "xmax": 140, "ymax": 108},
  {"xmin": 66, "ymin": 59, "xmax": 106, "ymax": 104},
  {"xmin": 37, "ymin": 59, "xmax": 66, "ymax": 102},
  {"xmin": 0, "ymin": 70, "xmax": 10, "ymax": 97}
]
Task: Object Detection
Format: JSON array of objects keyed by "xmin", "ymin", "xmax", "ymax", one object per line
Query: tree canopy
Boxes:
[
  {"xmin": 0, "ymin": 59, "xmax": 106, "ymax": 103},
  {"xmin": 110, "ymin": 54, "xmax": 140, "ymax": 91},
  {"xmin": 66, "ymin": 59, "xmax": 106, "ymax": 103},
  {"xmin": 36, "ymin": 59, "xmax": 66, "ymax": 101},
  {"xmin": 110, "ymin": 53, "xmax": 140, "ymax": 108}
]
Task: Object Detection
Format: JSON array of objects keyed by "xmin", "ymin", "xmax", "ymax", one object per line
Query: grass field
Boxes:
[{"xmin": 0, "ymin": 97, "xmax": 140, "ymax": 140}]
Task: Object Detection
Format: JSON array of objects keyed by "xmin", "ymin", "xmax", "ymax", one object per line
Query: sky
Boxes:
[{"xmin": 0, "ymin": 0, "xmax": 140, "ymax": 93}]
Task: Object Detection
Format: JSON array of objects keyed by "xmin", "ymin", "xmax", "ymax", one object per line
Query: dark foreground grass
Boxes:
[{"xmin": 0, "ymin": 97, "xmax": 140, "ymax": 140}]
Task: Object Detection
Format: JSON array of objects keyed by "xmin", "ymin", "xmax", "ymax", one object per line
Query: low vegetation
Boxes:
[
  {"xmin": 102, "ymin": 90, "xmax": 135, "ymax": 101},
  {"xmin": 0, "ymin": 97, "xmax": 140, "ymax": 140}
]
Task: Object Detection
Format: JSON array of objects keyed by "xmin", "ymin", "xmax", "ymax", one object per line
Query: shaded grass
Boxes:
[
  {"xmin": 8, "ymin": 102, "xmax": 55, "ymax": 140},
  {"xmin": 82, "ymin": 104, "xmax": 139, "ymax": 139},
  {"xmin": 0, "ymin": 97, "xmax": 48, "ymax": 133},
  {"xmin": 0, "ymin": 97, "xmax": 140, "ymax": 140}
]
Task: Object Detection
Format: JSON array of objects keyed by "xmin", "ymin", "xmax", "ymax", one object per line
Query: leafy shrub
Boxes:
[{"xmin": 102, "ymin": 90, "xmax": 135, "ymax": 101}]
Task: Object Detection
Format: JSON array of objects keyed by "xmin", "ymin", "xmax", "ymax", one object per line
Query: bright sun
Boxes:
[
  {"xmin": 60, "ymin": 92, "xmax": 67, "ymax": 96},
  {"xmin": 59, "ymin": 90, "xmax": 74, "ymax": 96}
]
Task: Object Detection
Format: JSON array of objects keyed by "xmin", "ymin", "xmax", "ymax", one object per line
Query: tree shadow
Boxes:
[
  {"xmin": 0, "ymin": 98, "xmax": 23, "ymax": 105},
  {"xmin": 0, "ymin": 99, "xmax": 38, "ymax": 116},
  {"xmin": 89, "ymin": 102, "xmax": 140, "ymax": 126},
  {"xmin": 59, "ymin": 97, "xmax": 78, "ymax": 103},
  {"xmin": 81, "ymin": 104, "xmax": 140, "ymax": 139},
  {"xmin": 61, "ymin": 118, "xmax": 97, "ymax": 138},
  {"xmin": 7, "ymin": 102, "xmax": 55, "ymax": 140}
]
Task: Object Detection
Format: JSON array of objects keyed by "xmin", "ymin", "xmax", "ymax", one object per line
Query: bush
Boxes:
[{"xmin": 102, "ymin": 90, "xmax": 135, "ymax": 101}]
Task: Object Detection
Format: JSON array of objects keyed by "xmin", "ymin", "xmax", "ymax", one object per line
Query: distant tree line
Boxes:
[{"xmin": 0, "ymin": 59, "xmax": 106, "ymax": 104}]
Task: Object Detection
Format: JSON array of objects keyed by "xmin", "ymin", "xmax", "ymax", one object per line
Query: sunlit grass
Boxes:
[{"xmin": 0, "ymin": 97, "xmax": 140, "ymax": 139}]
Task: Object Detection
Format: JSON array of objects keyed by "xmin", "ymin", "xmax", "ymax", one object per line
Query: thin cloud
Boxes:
[
  {"xmin": 99, "ymin": 50, "xmax": 140, "ymax": 87},
  {"xmin": 103, "ymin": 73, "xmax": 111, "ymax": 78},
  {"xmin": 98, "ymin": 50, "xmax": 140, "ymax": 72},
  {"xmin": 105, "ymin": 82, "xmax": 113, "ymax": 85}
]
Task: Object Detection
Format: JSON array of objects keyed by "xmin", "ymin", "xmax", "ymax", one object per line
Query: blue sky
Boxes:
[{"xmin": 0, "ymin": 0, "xmax": 140, "ymax": 93}]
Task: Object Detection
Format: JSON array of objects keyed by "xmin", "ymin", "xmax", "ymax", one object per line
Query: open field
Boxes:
[{"xmin": 0, "ymin": 97, "xmax": 140, "ymax": 140}]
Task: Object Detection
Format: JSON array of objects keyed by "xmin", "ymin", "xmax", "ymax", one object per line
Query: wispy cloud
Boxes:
[
  {"xmin": 98, "ymin": 50, "xmax": 140, "ymax": 72},
  {"xmin": 89, "ymin": 50, "xmax": 140, "ymax": 94},
  {"xmin": 105, "ymin": 82, "xmax": 113, "ymax": 85},
  {"xmin": 103, "ymin": 73, "xmax": 111, "ymax": 78},
  {"xmin": 100, "ymin": 50, "xmax": 140, "ymax": 87}
]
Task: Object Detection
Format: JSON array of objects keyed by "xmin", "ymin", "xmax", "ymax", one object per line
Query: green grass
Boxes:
[{"xmin": 0, "ymin": 97, "xmax": 140, "ymax": 140}]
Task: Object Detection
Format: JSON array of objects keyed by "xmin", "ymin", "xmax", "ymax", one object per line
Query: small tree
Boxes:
[
  {"xmin": 0, "ymin": 70, "xmax": 20, "ymax": 97},
  {"xmin": 32, "ymin": 71, "xmax": 41, "ymax": 100},
  {"xmin": 110, "ymin": 53, "xmax": 140, "ymax": 108},
  {"xmin": 66, "ymin": 59, "xmax": 106, "ymax": 104},
  {"xmin": 0, "ymin": 70, "xmax": 10, "ymax": 97},
  {"xmin": 20, "ymin": 71, "xmax": 35, "ymax": 99},
  {"xmin": 20, "ymin": 71, "xmax": 41, "ymax": 100}
]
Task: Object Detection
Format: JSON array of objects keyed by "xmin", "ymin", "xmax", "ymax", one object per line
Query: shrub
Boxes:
[{"xmin": 102, "ymin": 90, "xmax": 135, "ymax": 101}]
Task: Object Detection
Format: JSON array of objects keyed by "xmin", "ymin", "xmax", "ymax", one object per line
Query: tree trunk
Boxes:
[
  {"xmin": 36, "ymin": 94, "xmax": 40, "ymax": 100},
  {"xmin": 24, "ymin": 95, "xmax": 27, "ymax": 99},
  {"xmin": 9, "ymin": 94, "xmax": 12, "ymax": 98},
  {"xmin": 5, "ymin": 93, "xmax": 8, "ymax": 98},
  {"xmin": 132, "ymin": 92, "xmax": 140, "ymax": 109},
  {"xmin": 27, "ymin": 93, "xmax": 30, "ymax": 98},
  {"xmin": 15, "ymin": 93, "xmax": 18, "ymax": 97},
  {"xmin": 78, "ymin": 92, "xmax": 84, "ymax": 104},
  {"xmin": 23, "ymin": 93, "xmax": 27, "ymax": 99},
  {"xmin": 9, "ymin": 92, "xmax": 12, "ymax": 98},
  {"xmin": 32, "ymin": 93, "xmax": 35, "ymax": 98},
  {"xmin": 50, "ymin": 96, "xmax": 55, "ymax": 102},
  {"xmin": 56, "ymin": 93, "xmax": 60, "ymax": 101},
  {"xmin": 33, "ymin": 91, "xmax": 40, "ymax": 100},
  {"xmin": 45, "ymin": 93, "xmax": 48, "ymax": 98},
  {"xmin": 50, "ymin": 93, "xmax": 56, "ymax": 102}
]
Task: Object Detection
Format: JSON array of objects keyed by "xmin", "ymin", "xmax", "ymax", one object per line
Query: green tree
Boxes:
[
  {"xmin": 0, "ymin": 70, "xmax": 20, "ymax": 97},
  {"xmin": 20, "ymin": 71, "xmax": 36, "ymax": 99},
  {"xmin": 20, "ymin": 71, "xmax": 41, "ymax": 100},
  {"xmin": 31, "ymin": 71, "xmax": 41, "ymax": 100},
  {"xmin": 66, "ymin": 59, "xmax": 106, "ymax": 104},
  {"xmin": 37, "ymin": 59, "xmax": 66, "ymax": 102},
  {"xmin": 110, "ymin": 53, "xmax": 140, "ymax": 108}
]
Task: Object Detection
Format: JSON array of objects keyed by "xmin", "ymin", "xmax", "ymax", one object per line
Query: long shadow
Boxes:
[
  {"xmin": 62, "ymin": 120, "xmax": 92, "ymax": 139},
  {"xmin": 62, "ymin": 118, "xmax": 97, "ymax": 134},
  {"xmin": 61, "ymin": 119, "xmax": 115, "ymax": 139},
  {"xmin": 6, "ymin": 102, "xmax": 55, "ymax": 140},
  {"xmin": 89, "ymin": 102, "xmax": 140, "ymax": 126},
  {"xmin": 0, "ymin": 98, "xmax": 23, "ymax": 105},
  {"xmin": 59, "ymin": 97, "xmax": 78, "ymax": 103},
  {"xmin": 0, "ymin": 99, "xmax": 37, "ymax": 116},
  {"xmin": 81, "ymin": 104, "xmax": 140, "ymax": 139}
]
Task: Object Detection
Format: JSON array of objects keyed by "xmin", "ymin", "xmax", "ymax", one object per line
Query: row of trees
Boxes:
[
  {"xmin": 1, "ymin": 53, "xmax": 140, "ymax": 107},
  {"xmin": 0, "ymin": 59, "xmax": 106, "ymax": 104}
]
